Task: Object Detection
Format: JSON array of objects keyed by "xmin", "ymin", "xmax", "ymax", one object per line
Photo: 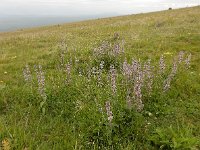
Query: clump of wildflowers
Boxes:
[
  {"xmin": 159, "ymin": 55, "xmax": 166, "ymax": 74},
  {"xmin": 185, "ymin": 53, "xmax": 191, "ymax": 69},
  {"xmin": 86, "ymin": 67, "xmax": 92, "ymax": 82},
  {"xmin": 35, "ymin": 65, "xmax": 47, "ymax": 100},
  {"xmin": 122, "ymin": 59, "xmax": 132, "ymax": 79},
  {"xmin": 122, "ymin": 59, "xmax": 144, "ymax": 111},
  {"xmin": 144, "ymin": 59, "xmax": 153, "ymax": 95},
  {"xmin": 93, "ymin": 41, "xmax": 109, "ymax": 56},
  {"xmin": 163, "ymin": 60, "xmax": 178, "ymax": 92},
  {"xmin": 93, "ymin": 40, "xmax": 125, "ymax": 58},
  {"xmin": 100, "ymin": 61, "xmax": 105, "ymax": 70},
  {"xmin": 131, "ymin": 59, "xmax": 140, "ymax": 83},
  {"xmin": 23, "ymin": 64, "xmax": 32, "ymax": 84},
  {"xmin": 105, "ymin": 101, "xmax": 113, "ymax": 125},
  {"xmin": 178, "ymin": 51, "xmax": 184, "ymax": 64},
  {"xmin": 134, "ymin": 69, "xmax": 144, "ymax": 112},
  {"xmin": 113, "ymin": 43, "xmax": 121, "ymax": 56},
  {"xmin": 109, "ymin": 65, "xmax": 117, "ymax": 95}
]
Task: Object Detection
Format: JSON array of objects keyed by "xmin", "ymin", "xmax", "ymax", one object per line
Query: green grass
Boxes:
[{"xmin": 0, "ymin": 6, "xmax": 200, "ymax": 149}]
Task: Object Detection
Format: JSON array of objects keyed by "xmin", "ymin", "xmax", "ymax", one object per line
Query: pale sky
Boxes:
[{"xmin": 0, "ymin": 0, "xmax": 199, "ymax": 17}]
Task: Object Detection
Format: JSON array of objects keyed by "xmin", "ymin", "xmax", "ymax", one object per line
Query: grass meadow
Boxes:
[{"xmin": 0, "ymin": 6, "xmax": 200, "ymax": 149}]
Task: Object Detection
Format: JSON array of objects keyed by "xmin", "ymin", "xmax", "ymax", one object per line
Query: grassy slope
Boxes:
[{"xmin": 0, "ymin": 6, "xmax": 200, "ymax": 149}]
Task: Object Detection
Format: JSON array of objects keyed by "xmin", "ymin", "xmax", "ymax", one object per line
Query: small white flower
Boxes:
[{"xmin": 148, "ymin": 112, "xmax": 153, "ymax": 117}]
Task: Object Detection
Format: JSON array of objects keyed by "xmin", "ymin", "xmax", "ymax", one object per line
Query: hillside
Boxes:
[{"xmin": 0, "ymin": 6, "xmax": 200, "ymax": 149}]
